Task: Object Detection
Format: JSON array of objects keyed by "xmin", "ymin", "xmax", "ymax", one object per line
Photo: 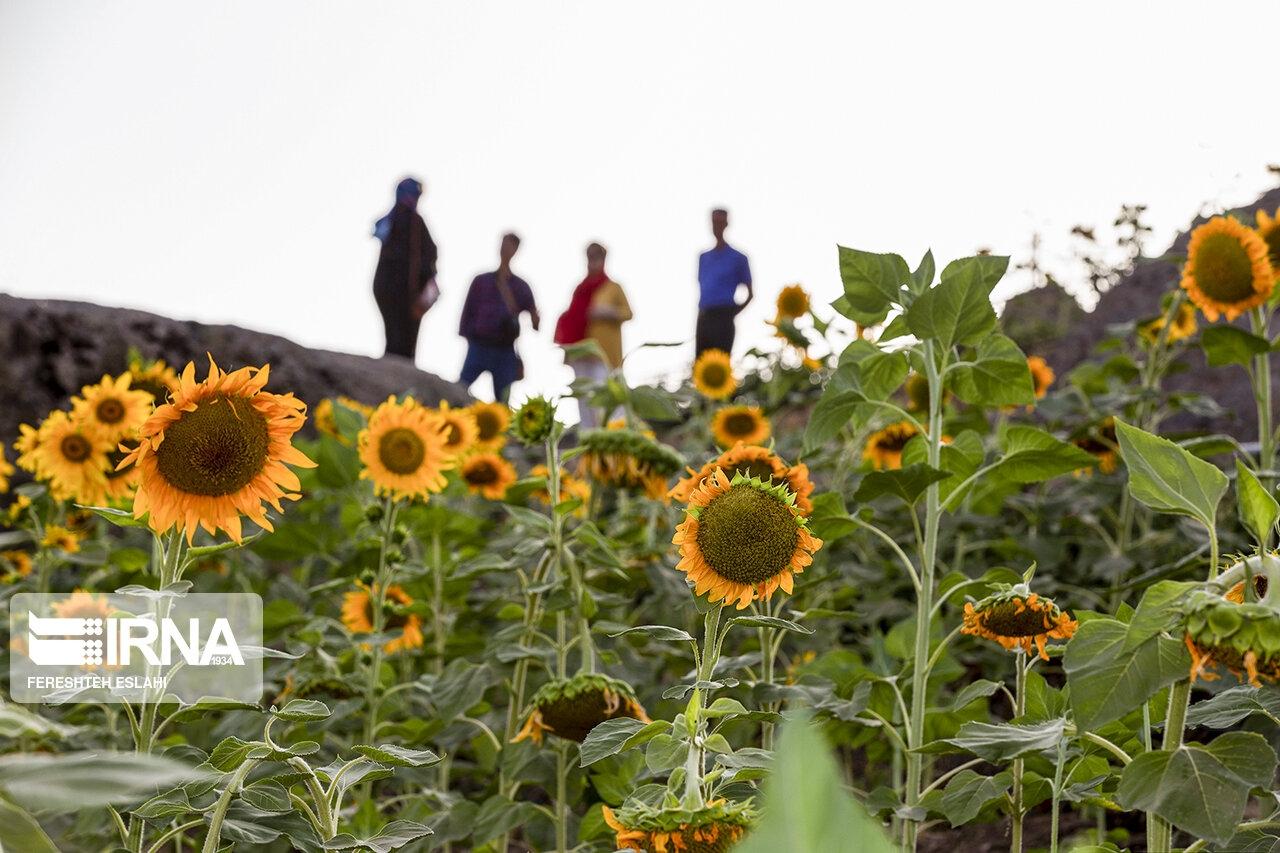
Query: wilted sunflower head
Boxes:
[
  {"xmin": 514, "ymin": 673, "xmax": 649, "ymax": 745},
  {"xmin": 512, "ymin": 396, "xmax": 558, "ymax": 445},
  {"xmin": 1, "ymin": 550, "xmax": 33, "ymax": 580},
  {"xmin": 603, "ymin": 799, "xmax": 756, "ymax": 853},
  {"xmin": 340, "ymin": 582, "xmax": 423, "ymax": 655},
  {"xmin": 1183, "ymin": 585, "xmax": 1280, "ymax": 687},
  {"xmin": 693, "ymin": 349, "xmax": 736, "ymax": 401},
  {"xmin": 436, "ymin": 402, "xmax": 479, "ymax": 457},
  {"xmin": 673, "ymin": 470, "xmax": 822, "ymax": 609},
  {"xmin": 710, "ymin": 405, "xmax": 770, "ymax": 449},
  {"xmin": 775, "ymin": 284, "xmax": 811, "ymax": 320},
  {"xmin": 358, "ymin": 396, "xmax": 452, "ymax": 502},
  {"xmin": 460, "ymin": 452, "xmax": 517, "ymax": 500},
  {"xmin": 71, "ymin": 374, "xmax": 152, "ymax": 445},
  {"xmin": 1256, "ymin": 207, "xmax": 1280, "ymax": 276},
  {"xmin": 125, "ymin": 356, "xmax": 180, "ymax": 406},
  {"xmin": 30, "ymin": 410, "xmax": 110, "ymax": 505},
  {"xmin": 962, "ymin": 583, "xmax": 1077, "ymax": 660},
  {"xmin": 1073, "ymin": 417, "xmax": 1118, "ymax": 475},
  {"xmin": 1026, "ymin": 356, "xmax": 1055, "ymax": 400},
  {"xmin": 578, "ymin": 427, "xmax": 684, "ymax": 497},
  {"xmin": 1180, "ymin": 215, "xmax": 1275, "ymax": 322},
  {"xmin": 468, "ymin": 402, "xmax": 511, "ymax": 451},
  {"xmin": 120, "ymin": 358, "xmax": 316, "ymax": 542},
  {"xmin": 863, "ymin": 421, "xmax": 918, "ymax": 471}
]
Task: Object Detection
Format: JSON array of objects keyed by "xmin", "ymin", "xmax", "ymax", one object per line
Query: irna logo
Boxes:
[{"xmin": 26, "ymin": 612, "xmax": 244, "ymax": 667}]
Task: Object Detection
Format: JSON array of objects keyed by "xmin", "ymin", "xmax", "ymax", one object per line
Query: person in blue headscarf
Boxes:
[{"xmin": 372, "ymin": 176, "xmax": 438, "ymax": 360}]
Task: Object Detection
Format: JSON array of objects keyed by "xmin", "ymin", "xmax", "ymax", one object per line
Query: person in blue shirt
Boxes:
[{"xmin": 695, "ymin": 208, "xmax": 753, "ymax": 356}]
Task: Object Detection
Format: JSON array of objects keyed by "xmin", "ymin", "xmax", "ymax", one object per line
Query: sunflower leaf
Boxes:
[
  {"xmin": 803, "ymin": 388, "xmax": 870, "ymax": 455},
  {"xmin": 836, "ymin": 247, "xmax": 909, "ymax": 323},
  {"xmin": 937, "ymin": 769, "xmax": 1012, "ymax": 827},
  {"xmin": 854, "ymin": 464, "xmax": 951, "ymax": 507},
  {"xmin": 916, "ymin": 719, "xmax": 1066, "ymax": 761},
  {"xmin": 726, "ymin": 615, "xmax": 814, "ymax": 635},
  {"xmin": 1063, "ymin": 617, "xmax": 1190, "ymax": 731},
  {"xmin": 1201, "ymin": 325, "xmax": 1270, "ymax": 368},
  {"xmin": 987, "ymin": 426, "xmax": 1095, "ymax": 485},
  {"xmin": 1114, "ymin": 419, "xmax": 1228, "ymax": 530},
  {"xmin": 949, "ymin": 335, "xmax": 1035, "ymax": 407},
  {"xmin": 579, "ymin": 718, "xmax": 668, "ymax": 767},
  {"xmin": 610, "ymin": 625, "xmax": 696, "ymax": 643},
  {"xmin": 1236, "ymin": 458, "xmax": 1279, "ymax": 550},
  {"xmin": 903, "ymin": 256, "xmax": 1006, "ymax": 350}
]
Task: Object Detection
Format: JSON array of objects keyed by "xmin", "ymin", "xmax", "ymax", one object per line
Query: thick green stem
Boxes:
[
  {"xmin": 555, "ymin": 740, "xmax": 569, "ymax": 853},
  {"xmin": 1049, "ymin": 738, "xmax": 1067, "ymax": 853},
  {"xmin": 683, "ymin": 605, "xmax": 723, "ymax": 811},
  {"xmin": 202, "ymin": 760, "xmax": 257, "ymax": 853},
  {"xmin": 362, "ymin": 497, "xmax": 397, "ymax": 747},
  {"xmin": 1010, "ymin": 654, "xmax": 1027, "ymax": 853},
  {"xmin": 1253, "ymin": 308, "xmax": 1275, "ymax": 478}
]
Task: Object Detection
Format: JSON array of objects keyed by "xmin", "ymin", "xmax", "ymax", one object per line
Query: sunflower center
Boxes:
[
  {"xmin": 60, "ymin": 434, "xmax": 93, "ymax": 463},
  {"xmin": 155, "ymin": 394, "xmax": 270, "ymax": 496},
  {"xmin": 725, "ymin": 460, "xmax": 777, "ymax": 482},
  {"xmin": 979, "ymin": 601, "xmax": 1054, "ymax": 638},
  {"xmin": 539, "ymin": 686, "xmax": 632, "ymax": 742},
  {"xmin": 465, "ymin": 461, "xmax": 498, "ymax": 485},
  {"xmin": 695, "ymin": 484, "xmax": 798, "ymax": 585},
  {"xmin": 780, "ymin": 292, "xmax": 808, "ymax": 316},
  {"xmin": 475, "ymin": 412, "xmax": 501, "ymax": 441},
  {"xmin": 701, "ymin": 363, "xmax": 729, "ymax": 388},
  {"xmin": 96, "ymin": 398, "xmax": 126, "ymax": 424},
  {"xmin": 377, "ymin": 428, "xmax": 426, "ymax": 475},
  {"xmin": 877, "ymin": 430, "xmax": 911, "ymax": 453},
  {"xmin": 1264, "ymin": 229, "xmax": 1280, "ymax": 268},
  {"xmin": 1194, "ymin": 232, "xmax": 1258, "ymax": 303},
  {"xmin": 445, "ymin": 422, "xmax": 463, "ymax": 447},
  {"xmin": 723, "ymin": 412, "xmax": 757, "ymax": 437}
]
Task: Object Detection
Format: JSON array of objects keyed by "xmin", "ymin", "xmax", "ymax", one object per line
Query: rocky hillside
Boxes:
[{"xmin": 0, "ymin": 295, "xmax": 468, "ymax": 442}]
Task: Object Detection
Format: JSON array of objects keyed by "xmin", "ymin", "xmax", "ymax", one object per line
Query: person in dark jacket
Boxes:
[
  {"xmin": 458, "ymin": 233, "xmax": 539, "ymax": 402},
  {"xmin": 372, "ymin": 176, "xmax": 438, "ymax": 361}
]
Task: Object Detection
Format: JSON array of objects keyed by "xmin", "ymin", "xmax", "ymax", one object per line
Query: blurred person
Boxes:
[
  {"xmin": 458, "ymin": 233, "xmax": 539, "ymax": 403},
  {"xmin": 695, "ymin": 208, "xmax": 752, "ymax": 356},
  {"xmin": 372, "ymin": 177, "xmax": 439, "ymax": 361},
  {"xmin": 554, "ymin": 242, "xmax": 632, "ymax": 429}
]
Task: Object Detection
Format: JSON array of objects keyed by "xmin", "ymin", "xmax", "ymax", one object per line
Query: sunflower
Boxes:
[
  {"xmin": 41, "ymin": 525, "xmax": 82, "ymax": 554},
  {"xmin": 13, "ymin": 424, "xmax": 41, "ymax": 475},
  {"xmin": 2, "ymin": 550, "xmax": 33, "ymax": 579},
  {"xmin": 961, "ymin": 584, "xmax": 1078, "ymax": 660},
  {"xmin": 357, "ymin": 396, "xmax": 452, "ymax": 502},
  {"xmin": 6, "ymin": 495, "xmax": 31, "ymax": 525},
  {"xmin": 468, "ymin": 402, "xmax": 511, "ymax": 451},
  {"xmin": 710, "ymin": 405, "xmax": 770, "ymax": 449},
  {"xmin": 340, "ymin": 582, "xmax": 424, "ymax": 655},
  {"xmin": 1257, "ymin": 207, "xmax": 1280, "ymax": 276},
  {"xmin": 315, "ymin": 396, "xmax": 374, "ymax": 445},
  {"xmin": 863, "ymin": 421, "xmax": 918, "ymax": 471},
  {"xmin": 692, "ymin": 350, "xmax": 736, "ymax": 401},
  {"xmin": 1179, "ymin": 215, "xmax": 1275, "ymax": 321},
  {"xmin": 71, "ymin": 374, "xmax": 152, "ymax": 445},
  {"xmin": 603, "ymin": 800, "xmax": 756, "ymax": 853},
  {"xmin": 530, "ymin": 464, "xmax": 591, "ymax": 512},
  {"xmin": 673, "ymin": 470, "xmax": 822, "ymax": 609},
  {"xmin": 126, "ymin": 356, "xmax": 181, "ymax": 405},
  {"xmin": 0, "ymin": 448, "xmax": 12, "ymax": 495},
  {"xmin": 578, "ymin": 427, "xmax": 684, "ymax": 498},
  {"xmin": 514, "ymin": 673, "xmax": 649, "ymax": 745},
  {"xmin": 1138, "ymin": 300, "xmax": 1198, "ymax": 345},
  {"xmin": 511, "ymin": 396, "xmax": 557, "ymax": 445},
  {"xmin": 460, "ymin": 452, "xmax": 517, "ymax": 500},
  {"xmin": 119, "ymin": 358, "xmax": 315, "ymax": 542},
  {"xmin": 50, "ymin": 589, "xmax": 109, "ymax": 619},
  {"xmin": 436, "ymin": 402, "xmax": 478, "ymax": 458},
  {"xmin": 1073, "ymin": 418, "xmax": 1118, "ymax": 474},
  {"xmin": 1027, "ymin": 356, "xmax": 1055, "ymax": 399},
  {"xmin": 1183, "ymin": 587, "xmax": 1280, "ymax": 688},
  {"xmin": 668, "ymin": 443, "xmax": 814, "ymax": 515},
  {"xmin": 29, "ymin": 411, "xmax": 110, "ymax": 505},
  {"xmin": 775, "ymin": 284, "xmax": 811, "ymax": 320}
]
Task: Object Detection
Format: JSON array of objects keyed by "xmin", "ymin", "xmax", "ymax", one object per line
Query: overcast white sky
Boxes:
[{"xmin": 3, "ymin": 1, "xmax": 1280, "ymax": 407}]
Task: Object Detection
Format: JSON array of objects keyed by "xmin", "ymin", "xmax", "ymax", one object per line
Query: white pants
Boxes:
[{"xmin": 569, "ymin": 359, "xmax": 610, "ymax": 429}]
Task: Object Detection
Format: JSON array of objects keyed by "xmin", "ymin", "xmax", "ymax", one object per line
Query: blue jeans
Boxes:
[{"xmin": 460, "ymin": 342, "xmax": 521, "ymax": 402}]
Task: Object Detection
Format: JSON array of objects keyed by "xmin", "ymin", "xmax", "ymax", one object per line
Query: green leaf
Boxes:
[
  {"xmin": 1063, "ymin": 618, "xmax": 1191, "ymax": 730},
  {"xmin": 837, "ymin": 247, "xmax": 909, "ymax": 324},
  {"xmin": 1201, "ymin": 325, "xmax": 1270, "ymax": 367},
  {"xmin": 207, "ymin": 737, "xmax": 263, "ymax": 772},
  {"xmin": 904, "ymin": 265, "xmax": 998, "ymax": 350},
  {"xmin": 949, "ymin": 335, "xmax": 1035, "ymax": 407},
  {"xmin": 1236, "ymin": 459, "xmax": 1279, "ymax": 549},
  {"xmin": 0, "ymin": 752, "xmax": 206, "ymax": 813},
  {"xmin": 726, "ymin": 615, "xmax": 815, "ymax": 635},
  {"xmin": 321, "ymin": 819, "xmax": 433, "ymax": 852},
  {"xmin": 949, "ymin": 679, "xmax": 1002, "ymax": 712},
  {"xmin": 0, "ymin": 797, "xmax": 58, "ymax": 853},
  {"xmin": 987, "ymin": 426, "xmax": 1096, "ymax": 484},
  {"xmin": 579, "ymin": 718, "xmax": 668, "ymax": 766},
  {"xmin": 1185, "ymin": 685, "xmax": 1280, "ymax": 728},
  {"xmin": 1115, "ymin": 419, "xmax": 1228, "ymax": 530},
  {"xmin": 644, "ymin": 734, "xmax": 688, "ymax": 772},
  {"xmin": 853, "ymin": 464, "xmax": 951, "ymax": 507},
  {"xmin": 939, "ymin": 254, "xmax": 1009, "ymax": 294},
  {"xmin": 609, "ymin": 625, "xmax": 696, "ymax": 643},
  {"xmin": 909, "ymin": 250, "xmax": 936, "ymax": 295},
  {"xmin": 856, "ymin": 352, "xmax": 909, "ymax": 401},
  {"xmin": 352, "ymin": 745, "xmax": 441, "ymax": 768},
  {"xmin": 735, "ymin": 715, "xmax": 894, "ymax": 853},
  {"xmin": 630, "ymin": 385, "xmax": 681, "ymax": 423},
  {"xmin": 803, "ymin": 389, "xmax": 869, "ymax": 454},
  {"xmin": 937, "ymin": 769, "xmax": 1012, "ymax": 827},
  {"xmin": 1116, "ymin": 732, "xmax": 1277, "ymax": 845},
  {"xmin": 271, "ymin": 699, "xmax": 332, "ymax": 722},
  {"xmin": 75, "ymin": 504, "xmax": 147, "ymax": 528},
  {"xmin": 919, "ymin": 719, "xmax": 1065, "ymax": 761}
]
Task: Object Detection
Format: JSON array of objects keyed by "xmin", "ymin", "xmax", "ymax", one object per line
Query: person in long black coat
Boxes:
[{"xmin": 372, "ymin": 177, "xmax": 438, "ymax": 360}]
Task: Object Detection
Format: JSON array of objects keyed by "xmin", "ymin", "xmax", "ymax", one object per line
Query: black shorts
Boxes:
[{"xmin": 695, "ymin": 306, "xmax": 737, "ymax": 357}]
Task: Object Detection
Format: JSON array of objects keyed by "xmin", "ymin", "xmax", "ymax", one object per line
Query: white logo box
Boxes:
[{"xmin": 9, "ymin": 591, "xmax": 263, "ymax": 704}]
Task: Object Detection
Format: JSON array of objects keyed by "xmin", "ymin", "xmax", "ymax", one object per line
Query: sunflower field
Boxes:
[{"xmin": 6, "ymin": 208, "xmax": 1280, "ymax": 853}]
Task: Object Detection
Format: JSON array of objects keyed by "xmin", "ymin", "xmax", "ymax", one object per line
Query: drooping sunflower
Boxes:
[
  {"xmin": 1073, "ymin": 417, "xmax": 1118, "ymax": 475},
  {"xmin": 1027, "ymin": 356, "xmax": 1055, "ymax": 399},
  {"xmin": 603, "ymin": 800, "xmax": 756, "ymax": 853},
  {"xmin": 962, "ymin": 584, "xmax": 1078, "ymax": 660},
  {"xmin": 530, "ymin": 464, "xmax": 591, "ymax": 512},
  {"xmin": 1138, "ymin": 300, "xmax": 1198, "ymax": 345},
  {"xmin": 1180, "ymin": 215, "xmax": 1275, "ymax": 321},
  {"xmin": 460, "ymin": 452, "xmax": 518, "ymax": 500},
  {"xmin": 775, "ymin": 284, "xmax": 811, "ymax": 321},
  {"xmin": 673, "ymin": 470, "xmax": 822, "ymax": 609},
  {"xmin": 513, "ymin": 672, "xmax": 649, "ymax": 745},
  {"xmin": 1256, "ymin": 207, "xmax": 1280, "ymax": 277},
  {"xmin": 692, "ymin": 349, "xmax": 737, "ymax": 401},
  {"xmin": 468, "ymin": 402, "xmax": 511, "ymax": 451},
  {"xmin": 863, "ymin": 421, "xmax": 918, "ymax": 471},
  {"xmin": 340, "ymin": 582, "xmax": 424, "ymax": 655},
  {"xmin": 578, "ymin": 427, "xmax": 685, "ymax": 499},
  {"xmin": 119, "ymin": 358, "xmax": 316, "ymax": 542},
  {"xmin": 358, "ymin": 396, "xmax": 451, "ymax": 502},
  {"xmin": 668, "ymin": 443, "xmax": 814, "ymax": 515},
  {"xmin": 436, "ymin": 402, "xmax": 478, "ymax": 458},
  {"xmin": 30, "ymin": 411, "xmax": 110, "ymax": 505},
  {"xmin": 41, "ymin": 525, "xmax": 82, "ymax": 554},
  {"xmin": 511, "ymin": 395, "xmax": 558, "ymax": 445},
  {"xmin": 70, "ymin": 374, "xmax": 152, "ymax": 444},
  {"xmin": 710, "ymin": 405, "xmax": 770, "ymax": 449},
  {"xmin": 125, "ymin": 356, "xmax": 181, "ymax": 405}
]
